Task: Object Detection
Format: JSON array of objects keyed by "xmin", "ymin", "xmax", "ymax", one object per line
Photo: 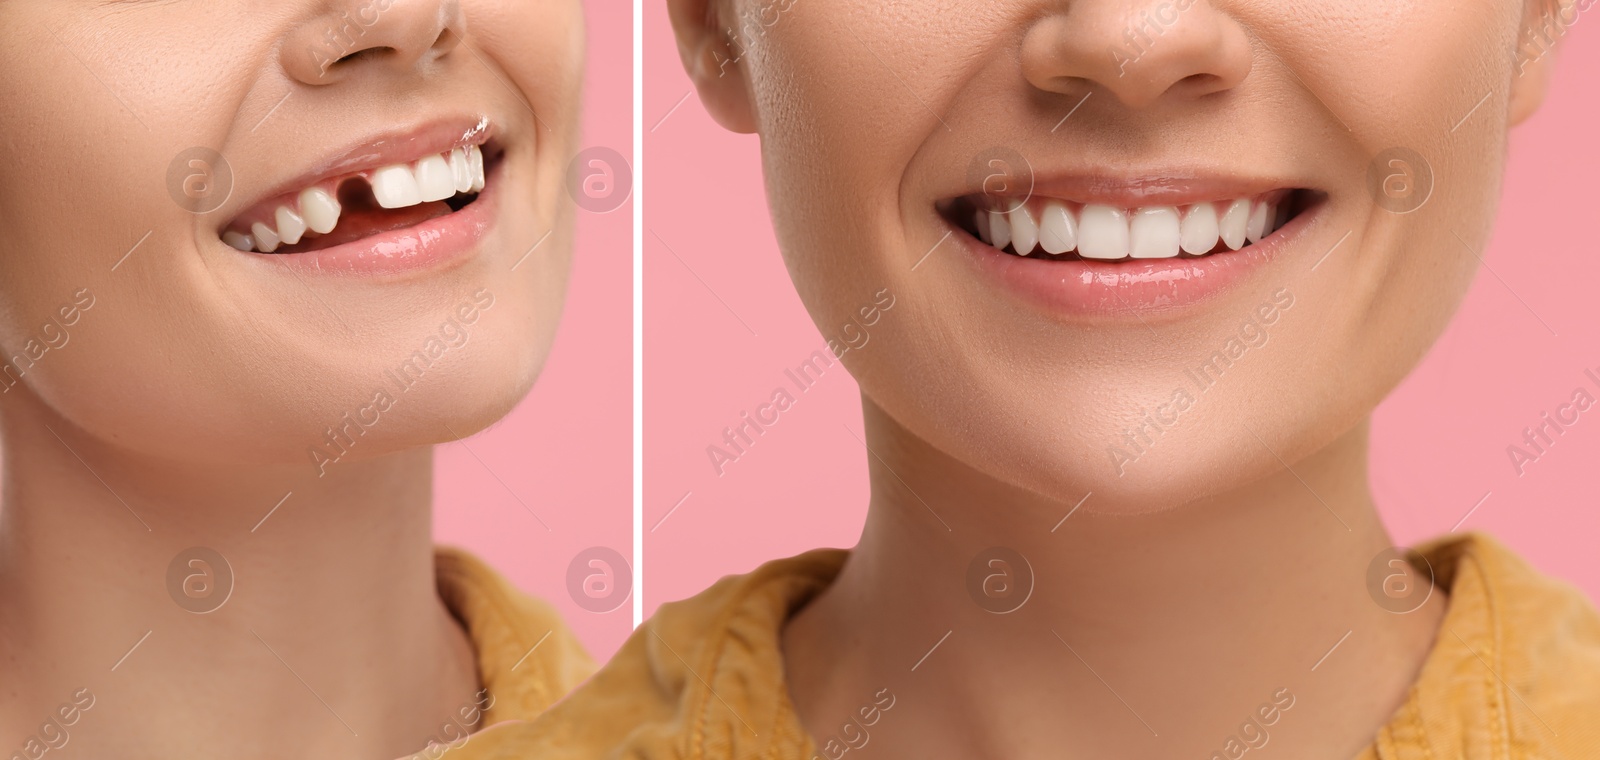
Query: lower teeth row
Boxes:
[{"xmin": 974, "ymin": 197, "xmax": 1288, "ymax": 260}]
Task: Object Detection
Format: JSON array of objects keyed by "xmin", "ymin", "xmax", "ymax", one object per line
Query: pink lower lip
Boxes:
[
  {"xmin": 957, "ymin": 202, "xmax": 1319, "ymax": 319},
  {"xmin": 242, "ymin": 164, "xmax": 500, "ymax": 279}
]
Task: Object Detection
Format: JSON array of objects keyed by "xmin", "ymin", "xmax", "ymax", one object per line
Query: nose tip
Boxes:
[
  {"xmin": 1021, "ymin": 1, "xmax": 1252, "ymax": 110},
  {"xmin": 281, "ymin": 0, "xmax": 465, "ymax": 86}
]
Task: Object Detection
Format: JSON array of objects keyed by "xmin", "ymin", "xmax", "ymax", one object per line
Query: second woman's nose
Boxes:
[{"xmin": 1021, "ymin": 0, "xmax": 1253, "ymax": 110}]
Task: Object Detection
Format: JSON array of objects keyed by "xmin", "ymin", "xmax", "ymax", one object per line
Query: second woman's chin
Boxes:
[{"xmin": 877, "ymin": 382, "xmax": 1368, "ymax": 516}]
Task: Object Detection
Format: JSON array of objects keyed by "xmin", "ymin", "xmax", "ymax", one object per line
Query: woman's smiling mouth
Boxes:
[
  {"xmin": 222, "ymin": 143, "xmax": 489, "ymax": 255},
  {"xmin": 218, "ymin": 117, "xmax": 510, "ymax": 277},
  {"xmin": 941, "ymin": 177, "xmax": 1329, "ymax": 318}
]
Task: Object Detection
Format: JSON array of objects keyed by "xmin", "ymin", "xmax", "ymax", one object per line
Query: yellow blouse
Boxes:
[
  {"xmin": 472, "ymin": 533, "xmax": 1600, "ymax": 759},
  {"xmin": 424, "ymin": 547, "xmax": 595, "ymax": 758}
]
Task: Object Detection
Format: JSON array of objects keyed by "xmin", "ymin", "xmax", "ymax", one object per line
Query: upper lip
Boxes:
[
  {"xmin": 946, "ymin": 171, "xmax": 1310, "ymax": 208},
  {"xmin": 219, "ymin": 115, "xmax": 495, "ymax": 230}
]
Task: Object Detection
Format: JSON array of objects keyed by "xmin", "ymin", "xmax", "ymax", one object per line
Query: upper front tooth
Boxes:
[
  {"xmin": 467, "ymin": 145, "xmax": 485, "ymax": 192},
  {"xmin": 415, "ymin": 154, "xmax": 456, "ymax": 202},
  {"xmin": 275, "ymin": 206, "xmax": 307, "ymax": 245},
  {"xmin": 1009, "ymin": 205, "xmax": 1038, "ymax": 256},
  {"xmin": 250, "ymin": 222, "xmax": 281, "ymax": 253},
  {"xmin": 450, "ymin": 148, "xmax": 473, "ymax": 194},
  {"xmin": 1077, "ymin": 204, "xmax": 1130, "ymax": 260},
  {"xmin": 1130, "ymin": 206, "xmax": 1180, "ymax": 259},
  {"xmin": 1039, "ymin": 201, "xmax": 1077, "ymax": 254},
  {"xmin": 372, "ymin": 164, "xmax": 422, "ymax": 209},
  {"xmin": 987, "ymin": 209, "xmax": 1012, "ymax": 252},
  {"xmin": 1179, "ymin": 203, "xmax": 1220, "ymax": 255},
  {"xmin": 1219, "ymin": 198, "xmax": 1250, "ymax": 250},
  {"xmin": 974, "ymin": 208, "xmax": 992, "ymax": 245},
  {"xmin": 1246, "ymin": 200, "xmax": 1271, "ymax": 244},
  {"xmin": 299, "ymin": 187, "xmax": 342, "ymax": 234}
]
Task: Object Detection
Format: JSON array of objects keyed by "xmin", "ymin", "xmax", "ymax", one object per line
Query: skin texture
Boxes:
[
  {"xmin": 671, "ymin": 0, "xmax": 1566, "ymax": 757},
  {"xmin": 0, "ymin": 1, "xmax": 582, "ymax": 757}
]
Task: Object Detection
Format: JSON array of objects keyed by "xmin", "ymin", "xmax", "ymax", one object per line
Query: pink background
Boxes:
[
  {"xmin": 435, "ymin": 0, "xmax": 633, "ymax": 660},
  {"xmin": 643, "ymin": 7, "xmax": 1600, "ymax": 615}
]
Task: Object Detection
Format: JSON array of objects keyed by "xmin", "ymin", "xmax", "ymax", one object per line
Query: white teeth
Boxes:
[
  {"xmin": 988, "ymin": 210, "xmax": 1012, "ymax": 252},
  {"xmin": 415, "ymin": 154, "xmax": 457, "ymax": 203},
  {"xmin": 250, "ymin": 222, "xmax": 281, "ymax": 253},
  {"xmin": 1039, "ymin": 201, "xmax": 1077, "ymax": 254},
  {"xmin": 228, "ymin": 148, "xmax": 485, "ymax": 253},
  {"xmin": 1219, "ymin": 198, "xmax": 1250, "ymax": 251},
  {"xmin": 1246, "ymin": 200, "xmax": 1272, "ymax": 244},
  {"xmin": 1077, "ymin": 204, "xmax": 1130, "ymax": 260},
  {"xmin": 371, "ymin": 164, "xmax": 422, "ymax": 209},
  {"xmin": 1009, "ymin": 204, "xmax": 1038, "ymax": 256},
  {"xmin": 370, "ymin": 148, "xmax": 481, "ymax": 209},
  {"xmin": 1179, "ymin": 203, "xmax": 1220, "ymax": 256},
  {"xmin": 450, "ymin": 148, "xmax": 473, "ymax": 194},
  {"xmin": 974, "ymin": 194, "xmax": 1286, "ymax": 261},
  {"xmin": 1129, "ymin": 206, "xmax": 1180, "ymax": 259},
  {"xmin": 467, "ymin": 145, "xmax": 486, "ymax": 192},
  {"xmin": 274, "ymin": 206, "xmax": 307, "ymax": 245},
  {"xmin": 223, "ymin": 231, "xmax": 254, "ymax": 251},
  {"xmin": 299, "ymin": 187, "xmax": 342, "ymax": 234}
]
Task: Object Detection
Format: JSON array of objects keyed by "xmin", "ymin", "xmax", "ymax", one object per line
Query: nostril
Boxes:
[
  {"xmin": 1174, "ymin": 72, "xmax": 1227, "ymax": 98},
  {"xmin": 319, "ymin": 46, "xmax": 400, "ymax": 75},
  {"xmin": 431, "ymin": 28, "xmax": 458, "ymax": 53}
]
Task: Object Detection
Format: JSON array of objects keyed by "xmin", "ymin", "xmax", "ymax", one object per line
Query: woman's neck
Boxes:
[
  {"xmin": 783, "ymin": 400, "xmax": 1446, "ymax": 760},
  {"xmin": 0, "ymin": 394, "xmax": 481, "ymax": 759}
]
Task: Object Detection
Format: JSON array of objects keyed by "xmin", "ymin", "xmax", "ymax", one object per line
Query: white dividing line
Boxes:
[{"xmin": 633, "ymin": 0, "xmax": 645, "ymax": 630}]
